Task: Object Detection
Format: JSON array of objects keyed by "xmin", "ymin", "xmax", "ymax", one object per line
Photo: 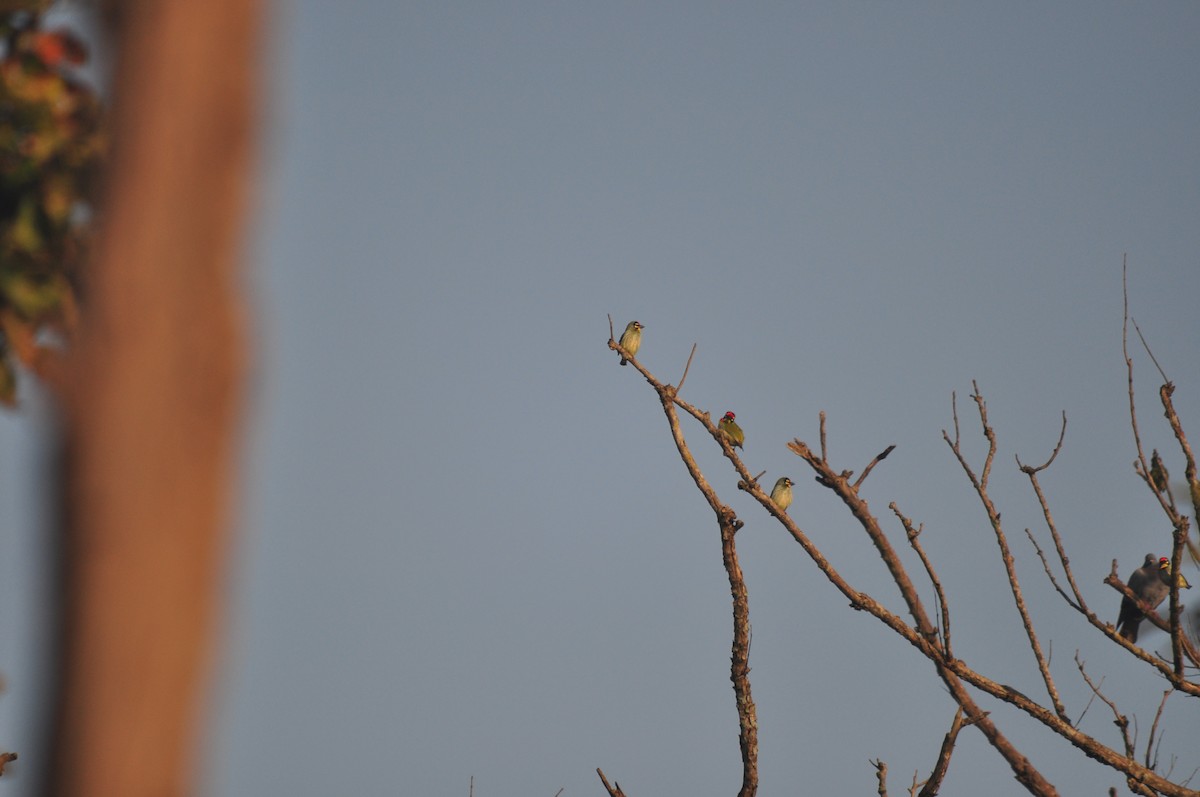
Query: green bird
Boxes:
[
  {"xmin": 718, "ymin": 411, "xmax": 744, "ymax": 449},
  {"xmin": 618, "ymin": 320, "xmax": 643, "ymax": 366},
  {"xmin": 1149, "ymin": 449, "xmax": 1169, "ymax": 494},
  {"xmin": 1161, "ymin": 556, "xmax": 1193, "ymax": 590},
  {"xmin": 770, "ymin": 476, "xmax": 793, "ymax": 512}
]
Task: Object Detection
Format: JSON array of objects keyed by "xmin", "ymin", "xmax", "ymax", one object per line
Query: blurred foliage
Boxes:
[{"xmin": 0, "ymin": 3, "xmax": 104, "ymax": 405}]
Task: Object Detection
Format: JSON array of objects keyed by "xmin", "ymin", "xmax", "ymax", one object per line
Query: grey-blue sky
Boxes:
[{"xmin": 3, "ymin": 2, "xmax": 1200, "ymax": 795}]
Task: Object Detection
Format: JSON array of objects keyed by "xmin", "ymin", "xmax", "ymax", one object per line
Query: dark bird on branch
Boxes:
[
  {"xmin": 1149, "ymin": 449, "xmax": 1169, "ymax": 493},
  {"xmin": 1117, "ymin": 554, "xmax": 1190, "ymax": 642}
]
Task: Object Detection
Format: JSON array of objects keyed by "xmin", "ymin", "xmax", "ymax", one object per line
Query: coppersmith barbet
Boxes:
[
  {"xmin": 618, "ymin": 321, "xmax": 643, "ymax": 366},
  {"xmin": 718, "ymin": 411, "xmax": 744, "ymax": 449}
]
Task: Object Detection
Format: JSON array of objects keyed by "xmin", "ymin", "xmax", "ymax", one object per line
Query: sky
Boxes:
[{"xmin": 3, "ymin": 2, "xmax": 1200, "ymax": 795}]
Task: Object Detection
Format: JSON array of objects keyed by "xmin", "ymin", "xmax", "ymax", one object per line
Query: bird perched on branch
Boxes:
[
  {"xmin": 718, "ymin": 411, "xmax": 744, "ymax": 449},
  {"xmin": 1117, "ymin": 554, "xmax": 1190, "ymax": 642},
  {"xmin": 618, "ymin": 320, "xmax": 643, "ymax": 366},
  {"xmin": 770, "ymin": 476, "xmax": 793, "ymax": 512},
  {"xmin": 1163, "ymin": 557, "xmax": 1193, "ymax": 590},
  {"xmin": 1149, "ymin": 449, "xmax": 1169, "ymax": 493}
]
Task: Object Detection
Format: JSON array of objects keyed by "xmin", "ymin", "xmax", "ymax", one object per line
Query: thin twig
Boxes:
[
  {"xmin": 1075, "ymin": 655, "xmax": 1157, "ymax": 797},
  {"xmin": 677, "ymin": 342, "xmax": 697, "ymax": 393},
  {"xmin": 945, "ymin": 388, "xmax": 1069, "ymax": 722},
  {"xmin": 1023, "ymin": 528, "xmax": 1080, "ymax": 611},
  {"xmin": 853, "ymin": 444, "xmax": 896, "ymax": 491},
  {"xmin": 1131, "ymin": 317, "xmax": 1170, "ymax": 384},
  {"xmin": 1075, "ymin": 653, "xmax": 1134, "ymax": 758},
  {"xmin": 1145, "ymin": 690, "xmax": 1171, "ymax": 770},
  {"xmin": 1016, "ymin": 413, "xmax": 1087, "ymax": 612},
  {"xmin": 819, "ymin": 411, "xmax": 827, "ymax": 463},
  {"xmin": 892, "ymin": 503, "xmax": 950, "ymax": 656}
]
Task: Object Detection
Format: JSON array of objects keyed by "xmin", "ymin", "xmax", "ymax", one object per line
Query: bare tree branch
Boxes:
[
  {"xmin": 819, "ymin": 410, "xmax": 827, "ymax": 463},
  {"xmin": 596, "ymin": 768, "xmax": 627, "ymax": 797},
  {"xmin": 892, "ymin": 504, "xmax": 952, "ymax": 659},
  {"xmin": 1159, "ymin": 381, "xmax": 1197, "ymax": 674},
  {"xmin": 853, "ymin": 444, "xmax": 896, "ymax": 491},
  {"xmin": 607, "ymin": 336, "xmax": 759, "ymax": 796},
  {"xmin": 1122, "ymin": 263, "xmax": 1192, "ymax": 677},
  {"xmin": 677, "ymin": 342, "xmax": 697, "ymax": 393},
  {"xmin": 870, "ymin": 759, "xmax": 888, "ymax": 797},
  {"xmin": 1103, "ymin": 569, "xmax": 1200, "ymax": 671},
  {"xmin": 1017, "ymin": 413, "xmax": 1088, "ymax": 612},
  {"xmin": 944, "ymin": 386, "xmax": 1069, "ymax": 722},
  {"xmin": 1132, "ymin": 316, "xmax": 1170, "ymax": 385},
  {"xmin": 917, "ymin": 708, "xmax": 965, "ymax": 797},
  {"xmin": 605, "ymin": 314, "xmax": 1200, "ymax": 797},
  {"xmin": 787, "ymin": 436, "xmax": 1060, "ymax": 796},
  {"xmin": 1146, "ymin": 690, "xmax": 1171, "ymax": 770}
]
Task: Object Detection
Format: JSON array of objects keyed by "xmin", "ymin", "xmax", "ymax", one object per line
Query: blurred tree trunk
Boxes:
[{"xmin": 48, "ymin": 1, "xmax": 261, "ymax": 795}]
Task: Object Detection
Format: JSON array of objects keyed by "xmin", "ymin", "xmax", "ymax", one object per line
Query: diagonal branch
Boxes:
[
  {"xmin": 786, "ymin": 437, "xmax": 1059, "ymax": 796},
  {"xmin": 891, "ymin": 504, "xmax": 952, "ymax": 659},
  {"xmin": 1122, "ymin": 265, "xmax": 1191, "ymax": 676},
  {"xmin": 854, "ymin": 445, "xmax": 897, "ymax": 491},
  {"xmin": 944, "ymin": 386, "xmax": 1069, "ymax": 722},
  {"xmin": 791, "ymin": 428, "xmax": 1194, "ymax": 793},
  {"xmin": 1159, "ymin": 382, "xmax": 1196, "ymax": 675},
  {"xmin": 1103, "ymin": 569, "xmax": 1200, "ymax": 670},
  {"xmin": 596, "ymin": 768, "xmax": 628, "ymax": 797},
  {"xmin": 918, "ymin": 708, "xmax": 967, "ymax": 797},
  {"xmin": 1017, "ymin": 412, "xmax": 1087, "ymax": 611},
  {"xmin": 608, "ymin": 337, "xmax": 758, "ymax": 796},
  {"xmin": 607, "ymin": 322, "xmax": 1199, "ymax": 797},
  {"xmin": 1145, "ymin": 690, "xmax": 1171, "ymax": 771}
]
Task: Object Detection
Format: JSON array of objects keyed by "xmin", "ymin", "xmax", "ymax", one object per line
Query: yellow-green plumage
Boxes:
[
  {"xmin": 618, "ymin": 320, "xmax": 643, "ymax": 366},
  {"xmin": 770, "ymin": 476, "xmax": 793, "ymax": 512},
  {"xmin": 1160, "ymin": 557, "xmax": 1192, "ymax": 590},
  {"xmin": 718, "ymin": 411, "xmax": 744, "ymax": 449}
]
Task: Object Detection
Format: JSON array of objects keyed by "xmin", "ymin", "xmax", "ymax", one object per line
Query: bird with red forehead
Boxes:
[{"xmin": 718, "ymin": 411, "xmax": 744, "ymax": 449}]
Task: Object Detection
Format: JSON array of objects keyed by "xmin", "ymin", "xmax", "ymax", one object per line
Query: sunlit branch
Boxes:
[
  {"xmin": 944, "ymin": 387, "xmax": 1068, "ymax": 721},
  {"xmin": 917, "ymin": 707, "xmax": 967, "ymax": 797},
  {"xmin": 892, "ymin": 503, "xmax": 952, "ymax": 659},
  {"xmin": 596, "ymin": 767, "xmax": 627, "ymax": 797},
  {"xmin": 870, "ymin": 759, "xmax": 888, "ymax": 797}
]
